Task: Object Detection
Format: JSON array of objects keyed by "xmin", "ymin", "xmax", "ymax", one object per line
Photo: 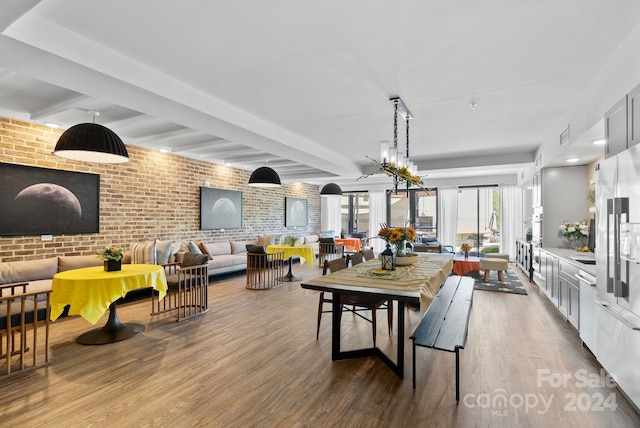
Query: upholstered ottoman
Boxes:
[{"xmin": 479, "ymin": 257, "xmax": 509, "ymax": 283}]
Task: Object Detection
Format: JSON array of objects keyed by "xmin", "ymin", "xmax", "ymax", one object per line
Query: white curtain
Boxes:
[
  {"xmin": 437, "ymin": 186, "xmax": 459, "ymax": 248},
  {"xmin": 368, "ymin": 190, "xmax": 387, "ymax": 253},
  {"xmin": 320, "ymin": 195, "xmax": 341, "ymax": 237},
  {"xmin": 499, "ymin": 184, "xmax": 523, "ymax": 260}
]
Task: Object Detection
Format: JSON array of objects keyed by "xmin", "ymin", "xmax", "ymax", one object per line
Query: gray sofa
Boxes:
[{"xmin": 0, "ymin": 255, "xmax": 104, "ymax": 294}]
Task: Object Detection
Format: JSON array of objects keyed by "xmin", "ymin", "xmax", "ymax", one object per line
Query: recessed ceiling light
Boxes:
[
  {"xmin": 592, "ymin": 139, "xmax": 606, "ymax": 145},
  {"xmin": 45, "ymin": 122, "xmax": 60, "ymax": 129},
  {"xmin": 566, "ymin": 158, "xmax": 579, "ymax": 163}
]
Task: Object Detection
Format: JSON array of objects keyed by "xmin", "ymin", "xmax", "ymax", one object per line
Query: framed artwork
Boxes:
[
  {"xmin": 285, "ymin": 197, "xmax": 308, "ymax": 227},
  {"xmin": 0, "ymin": 162, "xmax": 100, "ymax": 236},
  {"xmin": 200, "ymin": 187, "xmax": 243, "ymax": 230}
]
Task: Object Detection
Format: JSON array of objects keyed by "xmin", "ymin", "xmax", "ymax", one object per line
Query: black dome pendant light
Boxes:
[
  {"xmin": 52, "ymin": 111, "xmax": 129, "ymax": 164},
  {"xmin": 248, "ymin": 165, "xmax": 281, "ymax": 187},
  {"xmin": 320, "ymin": 183, "xmax": 343, "ymax": 195}
]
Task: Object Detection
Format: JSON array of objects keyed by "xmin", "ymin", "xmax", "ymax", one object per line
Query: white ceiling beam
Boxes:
[{"xmin": 29, "ymin": 94, "xmax": 91, "ymax": 120}]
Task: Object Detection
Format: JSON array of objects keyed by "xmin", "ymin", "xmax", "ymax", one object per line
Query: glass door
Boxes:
[{"xmin": 457, "ymin": 187, "xmax": 500, "ymax": 253}]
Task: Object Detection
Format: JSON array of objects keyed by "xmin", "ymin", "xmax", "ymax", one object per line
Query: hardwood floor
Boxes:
[{"xmin": 1, "ymin": 262, "xmax": 639, "ymax": 427}]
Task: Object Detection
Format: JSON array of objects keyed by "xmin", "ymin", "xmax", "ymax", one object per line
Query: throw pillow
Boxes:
[
  {"xmin": 187, "ymin": 241, "xmax": 203, "ymax": 254},
  {"xmin": 130, "ymin": 241, "xmax": 157, "ymax": 264},
  {"xmin": 246, "ymin": 244, "xmax": 266, "ymax": 254},
  {"xmin": 197, "ymin": 241, "xmax": 209, "ymax": 255},
  {"xmin": 257, "ymin": 235, "xmax": 273, "ymax": 246},
  {"xmin": 319, "ymin": 230, "xmax": 335, "ymax": 239},
  {"xmin": 155, "ymin": 240, "xmax": 175, "ymax": 265},
  {"xmin": 182, "ymin": 252, "xmax": 210, "ymax": 267}
]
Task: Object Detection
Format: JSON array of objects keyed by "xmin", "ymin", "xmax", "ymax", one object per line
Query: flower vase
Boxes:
[
  {"xmin": 464, "ymin": 250, "xmax": 469, "ymax": 259},
  {"xmin": 104, "ymin": 259, "xmax": 122, "ymax": 272}
]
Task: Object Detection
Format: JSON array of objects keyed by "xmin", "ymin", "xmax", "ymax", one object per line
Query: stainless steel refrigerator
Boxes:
[{"xmin": 595, "ymin": 142, "xmax": 640, "ymax": 408}]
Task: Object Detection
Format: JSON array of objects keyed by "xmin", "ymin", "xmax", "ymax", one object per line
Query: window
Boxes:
[
  {"xmin": 456, "ymin": 187, "xmax": 500, "ymax": 252},
  {"xmin": 387, "ymin": 189, "xmax": 438, "ymax": 241},
  {"xmin": 341, "ymin": 193, "xmax": 369, "ymax": 238}
]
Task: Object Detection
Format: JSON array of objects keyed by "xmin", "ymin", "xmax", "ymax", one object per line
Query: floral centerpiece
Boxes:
[
  {"xmin": 559, "ymin": 220, "xmax": 589, "ymax": 250},
  {"xmin": 460, "ymin": 242, "xmax": 472, "ymax": 257},
  {"xmin": 378, "ymin": 224, "xmax": 417, "ymax": 260},
  {"xmin": 97, "ymin": 246, "xmax": 124, "ymax": 271}
]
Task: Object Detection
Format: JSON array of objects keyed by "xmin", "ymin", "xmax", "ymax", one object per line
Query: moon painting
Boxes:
[
  {"xmin": 285, "ymin": 197, "xmax": 307, "ymax": 227},
  {"xmin": 201, "ymin": 187, "xmax": 243, "ymax": 230},
  {"xmin": 0, "ymin": 163, "xmax": 100, "ymax": 236}
]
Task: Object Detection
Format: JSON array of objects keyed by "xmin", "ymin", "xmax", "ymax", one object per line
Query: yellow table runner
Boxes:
[
  {"xmin": 51, "ymin": 264, "xmax": 168, "ymax": 324},
  {"xmin": 266, "ymin": 245, "xmax": 315, "ymax": 267},
  {"xmin": 311, "ymin": 253, "xmax": 453, "ymax": 314}
]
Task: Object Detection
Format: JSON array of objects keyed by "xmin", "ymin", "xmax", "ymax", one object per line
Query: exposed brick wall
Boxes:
[{"xmin": 0, "ymin": 118, "xmax": 320, "ymax": 262}]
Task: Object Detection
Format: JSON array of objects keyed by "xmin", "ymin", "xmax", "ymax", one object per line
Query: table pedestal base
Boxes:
[
  {"xmin": 77, "ymin": 302, "xmax": 144, "ymax": 345},
  {"xmin": 282, "ymin": 257, "xmax": 300, "ymax": 282}
]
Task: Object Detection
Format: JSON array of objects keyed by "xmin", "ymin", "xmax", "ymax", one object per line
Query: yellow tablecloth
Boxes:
[
  {"xmin": 51, "ymin": 264, "xmax": 167, "ymax": 325},
  {"xmin": 311, "ymin": 253, "xmax": 453, "ymax": 314},
  {"xmin": 266, "ymin": 245, "xmax": 315, "ymax": 267}
]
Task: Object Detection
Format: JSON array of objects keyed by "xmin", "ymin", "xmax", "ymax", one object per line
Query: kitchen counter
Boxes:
[{"xmin": 541, "ymin": 247, "xmax": 596, "ymax": 276}]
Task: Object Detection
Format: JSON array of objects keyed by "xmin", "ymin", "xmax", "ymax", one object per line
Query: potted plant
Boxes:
[
  {"xmin": 283, "ymin": 235, "xmax": 299, "ymax": 247},
  {"xmin": 98, "ymin": 246, "xmax": 124, "ymax": 271}
]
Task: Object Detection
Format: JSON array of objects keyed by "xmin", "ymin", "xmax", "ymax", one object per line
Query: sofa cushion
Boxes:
[
  {"xmin": 246, "ymin": 244, "xmax": 266, "ymax": 254},
  {"xmin": 187, "ymin": 241, "xmax": 203, "ymax": 255},
  {"xmin": 302, "ymin": 234, "xmax": 319, "ymax": 245},
  {"xmin": 131, "ymin": 241, "xmax": 157, "ymax": 264},
  {"xmin": 182, "ymin": 252, "xmax": 210, "ymax": 267},
  {"xmin": 167, "ymin": 241, "xmax": 182, "ymax": 263},
  {"xmin": 23, "ymin": 279, "xmax": 53, "ymax": 294},
  {"xmin": 58, "ymin": 255, "xmax": 103, "ymax": 272},
  {"xmin": 257, "ymin": 235, "xmax": 273, "ymax": 246},
  {"xmin": 204, "ymin": 242, "xmax": 231, "ymax": 256},
  {"xmin": 0, "ymin": 257, "xmax": 58, "ymax": 284},
  {"xmin": 208, "ymin": 254, "xmax": 243, "ymax": 270},
  {"xmin": 230, "ymin": 240, "xmax": 257, "ymax": 255},
  {"xmin": 155, "ymin": 240, "xmax": 175, "ymax": 265}
]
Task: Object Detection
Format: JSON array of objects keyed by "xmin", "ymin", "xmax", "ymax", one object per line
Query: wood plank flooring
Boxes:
[{"xmin": 1, "ymin": 262, "xmax": 639, "ymax": 427}]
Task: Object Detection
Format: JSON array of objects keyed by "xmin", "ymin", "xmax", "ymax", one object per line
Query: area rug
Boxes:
[{"xmin": 465, "ymin": 269, "xmax": 528, "ymax": 295}]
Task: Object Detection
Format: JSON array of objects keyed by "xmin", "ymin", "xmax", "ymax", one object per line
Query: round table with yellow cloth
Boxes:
[
  {"xmin": 51, "ymin": 264, "xmax": 167, "ymax": 344},
  {"xmin": 266, "ymin": 244, "xmax": 315, "ymax": 282}
]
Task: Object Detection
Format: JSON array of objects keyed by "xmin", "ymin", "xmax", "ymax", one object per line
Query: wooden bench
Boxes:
[{"xmin": 410, "ymin": 275, "xmax": 474, "ymax": 401}]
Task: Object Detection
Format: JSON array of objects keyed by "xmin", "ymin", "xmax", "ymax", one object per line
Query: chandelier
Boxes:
[{"xmin": 361, "ymin": 96, "xmax": 423, "ymax": 193}]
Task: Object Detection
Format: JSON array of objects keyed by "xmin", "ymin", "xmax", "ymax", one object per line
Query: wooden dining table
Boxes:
[{"xmin": 301, "ymin": 253, "xmax": 453, "ymax": 379}]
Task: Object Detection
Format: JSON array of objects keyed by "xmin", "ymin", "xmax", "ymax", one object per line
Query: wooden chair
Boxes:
[
  {"xmin": 346, "ymin": 252, "xmax": 364, "ymax": 266},
  {"xmin": 151, "ymin": 252, "xmax": 210, "ymax": 322},
  {"xmin": 1, "ymin": 283, "xmax": 51, "ymax": 377},
  {"xmin": 360, "ymin": 247, "xmax": 375, "ymax": 261},
  {"xmin": 317, "ymin": 258, "xmax": 392, "ymax": 346},
  {"xmin": 318, "ymin": 239, "xmax": 344, "ymax": 267},
  {"xmin": 246, "ymin": 247, "xmax": 285, "ymax": 290},
  {"xmin": 413, "ymin": 244, "xmax": 442, "ymax": 253}
]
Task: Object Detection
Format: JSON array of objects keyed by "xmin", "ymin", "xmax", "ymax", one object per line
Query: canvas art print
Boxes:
[
  {"xmin": 200, "ymin": 187, "xmax": 243, "ymax": 230},
  {"xmin": 285, "ymin": 197, "xmax": 308, "ymax": 227},
  {"xmin": 0, "ymin": 162, "xmax": 100, "ymax": 236}
]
